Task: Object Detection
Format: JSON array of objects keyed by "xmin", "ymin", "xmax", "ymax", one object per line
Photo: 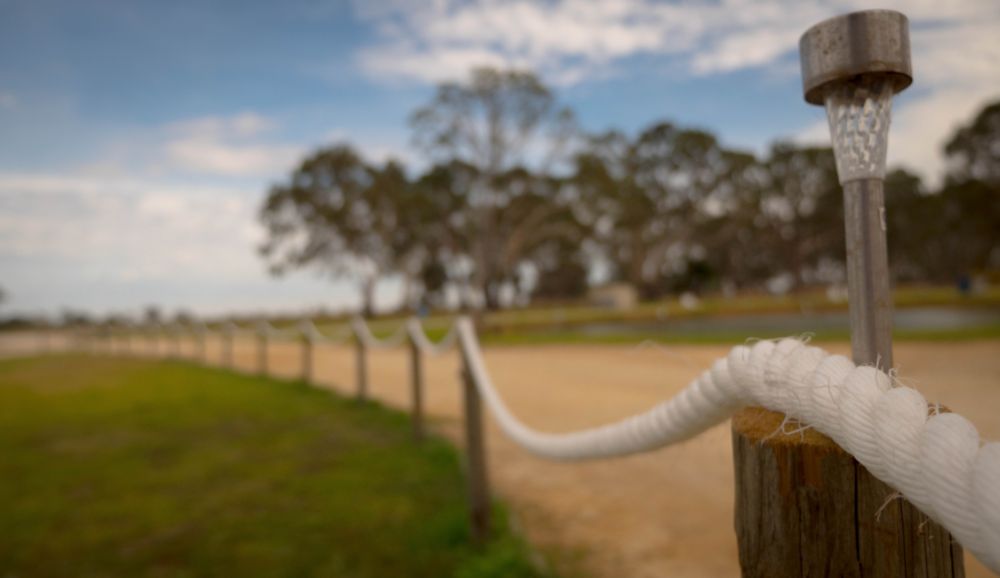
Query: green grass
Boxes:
[
  {"xmin": 296, "ymin": 285, "xmax": 999, "ymax": 341},
  {"xmin": 0, "ymin": 355, "xmax": 550, "ymax": 578}
]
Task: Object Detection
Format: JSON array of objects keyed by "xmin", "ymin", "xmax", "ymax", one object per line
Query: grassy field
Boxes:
[
  {"xmin": 289, "ymin": 284, "xmax": 999, "ymax": 344},
  {"xmin": 0, "ymin": 355, "xmax": 549, "ymax": 578}
]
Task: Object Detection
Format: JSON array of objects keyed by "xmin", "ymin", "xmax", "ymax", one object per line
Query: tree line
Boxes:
[{"xmin": 259, "ymin": 68, "xmax": 999, "ymax": 315}]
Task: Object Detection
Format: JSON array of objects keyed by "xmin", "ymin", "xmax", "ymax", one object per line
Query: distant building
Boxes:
[{"xmin": 588, "ymin": 283, "xmax": 638, "ymax": 310}]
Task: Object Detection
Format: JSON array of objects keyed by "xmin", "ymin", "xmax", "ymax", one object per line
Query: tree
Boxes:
[
  {"xmin": 945, "ymin": 99, "xmax": 1000, "ymax": 186},
  {"xmin": 939, "ymin": 99, "xmax": 1000, "ymax": 278},
  {"xmin": 532, "ymin": 241, "xmax": 589, "ymax": 300},
  {"xmin": 753, "ymin": 143, "xmax": 842, "ymax": 289},
  {"xmin": 401, "ymin": 161, "xmax": 474, "ymax": 308},
  {"xmin": 573, "ymin": 123, "xmax": 731, "ymax": 297},
  {"xmin": 259, "ymin": 145, "xmax": 413, "ymax": 317},
  {"xmin": 409, "ymin": 67, "xmax": 577, "ymax": 309},
  {"xmin": 143, "ymin": 305, "xmax": 162, "ymax": 326}
]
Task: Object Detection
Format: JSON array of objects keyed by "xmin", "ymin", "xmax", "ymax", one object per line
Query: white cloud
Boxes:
[
  {"xmin": 354, "ymin": 0, "xmax": 998, "ymax": 184},
  {"xmin": 356, "ymin": 0, "xmax": 706, "ymax": 85},
  {"xmin": 161, "ymin": 112, "xmax": 302, "ymax": 178},
  {"xmin": 355, "ymin": 0, "xmax": 999, "ymax": 83},
  {"xmin": 0, "ymin": 173, "xmax": 260, "ymax": 280},
  {"xmin": 0, "ymin": 169, "xmax": 404, "ymax": 316},
  {"xmin": 0, "ymin": 90, "xmax": 15, "ymax": 110}
]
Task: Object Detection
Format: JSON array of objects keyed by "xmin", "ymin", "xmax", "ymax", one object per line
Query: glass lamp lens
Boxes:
[{"xmin": 824, "ymin": 76, "xmax": 894, "ymax": 184}]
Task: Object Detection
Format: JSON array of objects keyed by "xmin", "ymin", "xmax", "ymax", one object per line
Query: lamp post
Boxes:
[
  {"xmin": 799, "ymin": 9, "xmax": 911, "ymax": 369},
  {"xmin": 728, "ymin": 10, "xmax": 965, "ymax": 576}
]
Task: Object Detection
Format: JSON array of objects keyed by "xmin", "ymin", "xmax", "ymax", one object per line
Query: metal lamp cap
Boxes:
[{"xmin": 799, "ymin": 9, "xmax": 912, "ymax": 105}]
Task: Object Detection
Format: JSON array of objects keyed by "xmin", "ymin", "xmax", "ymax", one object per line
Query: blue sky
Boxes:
[{"xmin": 1, "ymin": 0, "xmax": 998, "ymax": 318}]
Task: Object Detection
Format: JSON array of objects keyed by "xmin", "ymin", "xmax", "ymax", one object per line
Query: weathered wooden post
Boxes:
[
  {"xmin": 172, "ymin": 327, "xmax": 181, "ymax": 358},
  {"xmin": 196, "ymin": 323, "xmax": 207, "ymax": 363},
  {"xmin": 352, "ymin": 319, "xmax": 368, "ymax": 401},
  {"xmin": 256, "ymin": 322, "xmax": 269, "ymax": 376},
  {"xmin": 458, "ymin": 329, "xmax": 491, "ymax": 545},
  {"xmin": 38, "ymin": 327, "xmax": 49, "ymax": 354},
  {"xmin": 159, "ymin": 326, "xmax": 168, "ymax": 357},
  {"xmin": 300, "ymin": 321, "xmax": 314, "ymax": 384},
  {"xmin": 222, "ymin": 324, "xmax": 234, "ymax": 369},
  {"xmin": 732, "ymin": 11, "xmax": 962, "ymax": 577},
  {"xmin": 407, "ymin": 321, "xmax": 425, "ymax": 442}
]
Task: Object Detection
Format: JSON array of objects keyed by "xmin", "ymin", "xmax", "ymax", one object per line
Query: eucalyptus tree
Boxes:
[
  {"xmin": 409, "ymin": 67, "xmax": 577, "ymax": 309},
  {"xmin": 573, "ymin": 122, "xmax": 730, "ymax": 297},
  {"xmin": 258, "ymin": 144, "xmax": 412, "ymax": 317},
  {"xmin": 945, "ymin": 99, "xmax": 1000, "ymax": 186},
  {"xmin": 753, "ymin": 143, "xmax": 841, "ymax": 289}
]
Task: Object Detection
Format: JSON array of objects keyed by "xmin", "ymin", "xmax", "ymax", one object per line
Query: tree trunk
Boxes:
[
  {"xmin": 483, "ymin": 279, "xmax": 501, "ymax": 311},
  {"xmin": 360, "ymin": 277, "xmax": 376, "ymax": 318}
]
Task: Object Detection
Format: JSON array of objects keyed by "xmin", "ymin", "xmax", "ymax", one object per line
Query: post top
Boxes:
[{"xmin": 799, "ymin": 9, "xmax": 912, "ymax": 105}]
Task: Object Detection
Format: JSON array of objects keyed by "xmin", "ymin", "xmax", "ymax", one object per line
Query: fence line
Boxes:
[{"xmin": 50, "ymin": 317, "xmax": 1000, "ymax": 573}]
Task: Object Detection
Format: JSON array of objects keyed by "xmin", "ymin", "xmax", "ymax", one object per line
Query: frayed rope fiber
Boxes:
[{"xmin": 451, "ymin": 318, "xmax": 1000, "ymax": 572}]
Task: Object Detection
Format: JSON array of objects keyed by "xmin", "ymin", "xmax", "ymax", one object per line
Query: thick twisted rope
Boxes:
[
  {"xmin": 407, "ymin": 318, "xmax": 458, "ymax": 355},
  {"xmin": 453, "ymin": 318, "xmax": 1000, "ymax": 572}
]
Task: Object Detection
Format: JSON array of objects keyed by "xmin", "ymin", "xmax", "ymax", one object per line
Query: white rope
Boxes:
[
  {"xmin": 302, "ymin": 320, "xmax": 352, "ymax": 344},
  {"xmin": 254, "ymin": 320, "xmax": 298, "ymax": 340},
  {"xmin": 407, "ymin": 318, "xmax": 457, "ymax": 355},
  {"xmin": 351, "ymin": 316, "xmax": 407, "ymax": 349},
  {"xmin": 453, "ymin": 318, "xmax": 1000, "ymax": 572},
  {"xmin": 222, "ymin": 321, "xmax": 252, "ymax": 336}
]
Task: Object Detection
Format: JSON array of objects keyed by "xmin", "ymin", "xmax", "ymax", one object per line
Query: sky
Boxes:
[{"xmin": 1, "ymin": 0, "xmax": 998, "ymax": 319}]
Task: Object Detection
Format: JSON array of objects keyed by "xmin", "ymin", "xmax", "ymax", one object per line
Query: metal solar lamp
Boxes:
[{"xmin": 799, "ymin": 10, "xmax": 912, "ymax": 368}]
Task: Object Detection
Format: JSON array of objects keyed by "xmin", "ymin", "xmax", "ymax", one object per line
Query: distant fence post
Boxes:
[
  {"xmin": 257, "ymin": 324, "xmax": 268, "ymax": 376},
  {"xmin": 196, "ymin": 325, "xmax": 207, "ymax": 363},
  {"xmin": 350, "ymin": 317, "xmax": 369, "ymax": 401},
  {"xmin": 223, "ymin": 325, "xmax": 234, "ymax": 369},
  {"xmin": 459, "ymin": 351, "xmax": 491, "ymax": 545},
  {"xmin": 355, "ymin": 336, "xmax": 368, "ymax": 401},
  {"xmin": 408, "ymin": 329, "xmax": 424, "ymax": 442},
  {"xmin": 167, "ymin": 328, "xmax": 176, "ymax": 358},
  {"xmin": 301, "ymin": 328, "xmax": 313, "ymax": 384},
  {"xmin": 38, "ymin": 328, "xmax": 50, "ymax": 354}
]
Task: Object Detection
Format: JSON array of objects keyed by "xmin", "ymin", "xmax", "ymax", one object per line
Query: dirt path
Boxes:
[{"xmin": 3, "ymin": 332, "xmax": 998, "ymax": 577}]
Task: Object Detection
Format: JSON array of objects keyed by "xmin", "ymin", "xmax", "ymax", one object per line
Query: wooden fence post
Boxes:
[
  {"xmin": 732, "ymin": 12, "xmax": 962, "ymax": 577},
  {"xmin": 732, "ymin": 407, "xmax": 963, "ymax": 577},
  {"xmin": 223, "ymin": 327, "xmax": 233, "ymax": 369},
  {"xmin": 355, "ymin": 337, "xmax": 368, "ymax": 401},
  {"xmin": 459, "ymin": 360, "xmax": 491, "ymax": 545},
  {"xmin": 257, "ymin": 325, "xmax": 268, "ymax": 376},
  {"xmin": 38, "ymin": 328, "xmax": 49, "ymax": 354},
  {"xmin": 301, "ymin": 332, "xmax": 313, "ymax": 384},
  {"xmin": 408, "ymin": 335, "xmax": 424, "ymax": 442}
]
